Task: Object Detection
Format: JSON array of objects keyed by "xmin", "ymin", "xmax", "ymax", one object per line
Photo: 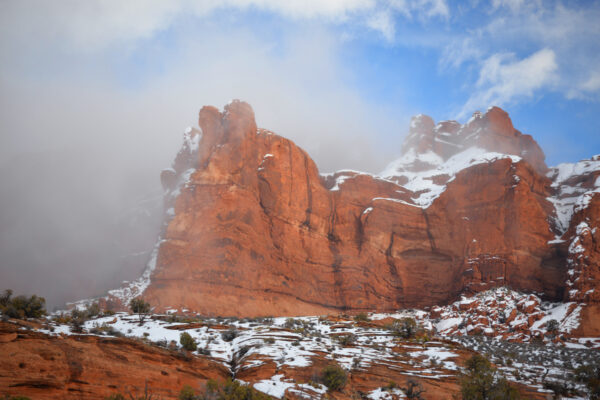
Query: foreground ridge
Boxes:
[{"xmin": 3, "ymin": 287, "xmax": 599, "ymax": 399}]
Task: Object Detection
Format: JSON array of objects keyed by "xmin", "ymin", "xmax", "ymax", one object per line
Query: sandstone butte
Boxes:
[{"xmin": 100, "ymin": 100, "xmax": 599, "ymax": 335}]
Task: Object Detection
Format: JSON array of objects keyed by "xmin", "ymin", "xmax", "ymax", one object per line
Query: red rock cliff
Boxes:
[{"xmin": 110, "ymin": 101, "xmax": 598, "ymax": 320}]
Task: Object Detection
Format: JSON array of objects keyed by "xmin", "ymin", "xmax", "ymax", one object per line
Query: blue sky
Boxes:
[{"xmin": 1, "ymin": 0, "xmax": 599, "ymax": 171}]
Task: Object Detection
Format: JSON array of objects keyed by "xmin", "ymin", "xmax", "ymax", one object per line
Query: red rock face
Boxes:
[
  {"xmin": 124, "ymin": 101, "xmax": 599, "ymax": 320},
  {"xmin": 0, "ymin": 322, "xmax": 228, "ymax": 400}
]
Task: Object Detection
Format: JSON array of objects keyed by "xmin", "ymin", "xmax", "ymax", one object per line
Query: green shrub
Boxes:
[
  {"xmin": 284, "ymin": 318, "xmax": 297, "ymax": 329},
  {"xmin": 106, "ymin": 381, "xmax": 155, "ymax": 400},
  {"xmin": 460, "ymin": 354, "xmax": 521, "ymax": 400},
  {"xmin": 89, "ymin": 322, "xmax": 120, "ymax": 336},
  {"xmin": 575, "ymin": 361, "xmax": 600, "ymax": 399},
  {"xmin": 402, "ymin": 379, "xmax": 425, "ymax": 399},
  {"xmin": 129, "ymin": 298, "xmax": 151, "ymax": 323},
  {"xmin": 202, "ymin": 378, "xmax": 270, "ymax": 399},
  {"xmin": 387, "ymin": 317, "xmax": 418, "ymax": 339},
  {"xmin": 178, "ymin": 385, "xmax": 198, "ymax": 400},
  {"xmin": 545, "ymin": 319, "xmax": 559, "ymax": 335},
  {"xmin": 382, "ymin": 381, "xmax": 398, "ymax": 391},
  {"xmin": 0, "ymin": 290, "xmax": 12, "ymax": 307},
  {"xmin": 0, "ymin": 289, "xmax": 46, "ymax": 319},
  {"xmin": 542, "ymin": 380, "xmax": 575, "ymax": 398},
  {"xmin": 321, "ymin": 364, "xmax": 347, "ymax": 391},
  {"xmin": 354, "ymin": 312, "xmax": 370, "ymax": 322},
  {"xmin": 70, "ymin": 308, "xmax": 87, "ymax": 333},
  {"xmin": 221, "ymin": 328, "xmax": 238, "ymax": 342},
  {"xmin": 85, "ymin": 302, "xmax": 101, "ymax": 318},
  {"xmin": 335, "ymin": 333, "xmax": 356, "ymax": 346},
  {"xmin": 180, "ymin": 332, "xmax": 197, "ymax": 351}
]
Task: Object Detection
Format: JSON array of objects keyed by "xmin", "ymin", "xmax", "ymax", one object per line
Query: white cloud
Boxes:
[
  {"xmin": 490, "ymin": 0, "xmax": 526, "ymax": 12},
  {"xmin": 418, "ymin": 0, "xmax": 450, "ymax": 18},
  {"xmin": 568, "ymin": 71, "xmax": 600, "ymax": 100},
  {"xmin": 0, "ymin": 0, "xmax": 450, "ymax": 51},
  {"xmin": 439, "ymin": 36, "xmax": 483, "ymax": 69},
  {"xmin": 580, "ymin": 72, "xmax": 600, "ymax": 93},
  {"xmin": 227, "ymin": 0, "xmax": 376, "ymax": 19},
  {"xmin": 458, "ymin": 48, "xmax": 557, "ymax": 117},
  {"xmin": 0, "ymin": 20, "xmax": 405, "ymax": 171},
  {"xmin": 440, "ymin": 2, "xmax": 600, "ymax": 115},
  {"xmin": 367, "ymin": 10, "xmax": 396, "ymax": 41}
]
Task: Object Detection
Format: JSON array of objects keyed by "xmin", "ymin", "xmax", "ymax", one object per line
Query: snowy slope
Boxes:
[
  {"xmin": 380, "ymin": 147, "xmax": 522, "ymax": 208},
  {"xmin": 35, "ymin": 286, "xmax": 598, "ymax": 399},
  {"xmin": 546, "ymin": 156, "xmax": 600, "ymax": 236}
]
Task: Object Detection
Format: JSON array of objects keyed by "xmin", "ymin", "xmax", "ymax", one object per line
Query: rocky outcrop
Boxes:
[
  {"xmin": 105, "ymin": 100, "xmax": 597, "ymax": 320},
  {"xmin": 550, "ymin": 156, "xmax": 600, "ymax": 335},
  {"xmin": 0, "ymin": 321, "xmax": 228, "ymax": 400},
  {"xmin": 399, "ymin": 107, "xmax": 547, "ymax": 174}
]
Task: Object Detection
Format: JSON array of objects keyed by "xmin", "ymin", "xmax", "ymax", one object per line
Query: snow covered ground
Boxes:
[{"xmin": 33, "ymin": 287, "xmax": 598, "ymax": 399}]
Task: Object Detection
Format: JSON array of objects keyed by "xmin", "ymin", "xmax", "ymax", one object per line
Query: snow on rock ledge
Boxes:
[
  {"xmin": 381, "ymin": 147, "xmax": 522, "ymax": 208},
  {"xmin": 546, "ymin": 156, "xmax": 600, "ymax": 235}
]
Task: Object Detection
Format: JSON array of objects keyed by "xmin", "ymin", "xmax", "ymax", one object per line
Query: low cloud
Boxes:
[{"xmin": 0, "ymin": 2, "xmax": 408, "ymax": 308}]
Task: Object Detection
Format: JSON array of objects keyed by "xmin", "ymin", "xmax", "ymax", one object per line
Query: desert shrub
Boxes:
[
  {"xmin": 321, "ymin": 364, "xmax": 347, "ymax": 391},
  {"xmin": 402, "ymin": 379, "xmax": 425, "ymax": 399},
  {"xmin": 202, "ymin": 378, "xmax": 270, "ymax": 399},
  {"xmin": 0, "ymin": 290, "xmax": 12, "ymax": 307},
  {"xmin": 284, "ymin": 318, "xmax": 298, "ymax": 329},
  {"xmin": 2, "ymin": 396, "xmax": 32, "ymax": 400},
  {"xmin": 178, "ymin": 385, "xmax": 198, "ymax": 400},
  {"xmin": 70, "ymin": 309, "xmax": 88, "ymax": 333},
  {"xmin": 129, "ymin": 298, "xmax": 151, "ymax": 324},
  {"xmin": 336, "ymin": 333, "xmax": 356, "ymax": 346},
  {"xmin": 383, "ymin": 381, "xmax": 398, "ymax": 391},
  {"xmin": 221, "ymin": 328, "xmax": 238, "ymax": 342},
  {"xmin": 264, "ymin": 337, "xmax": 275, "ymax": 344},
  {"xmin": 198, "ymin": 347, "xmax": 211, "ymax": 356},
  {"xmin": 354, "ymin": 312, "xmax": 370, "ymax": 322},
  {"xmin": 180, "ymin": 332, "xmax": 197, "ymax": 351},
  {"xmin": 387, "ymin": 317, "xmax": 418, "ymax": 339},
  {"xmin": 89, "ymin": 322, "xmax": 120, "ymax": 336},
  {"xmin": 542, "ymin": 380, "xmax": 575, "ymax": 398},
  {"xmin": 52, "ymin": 312, "xmax": 72, "ymax": 324},
  {"xmin": 0, "ymin": 290, "xmax": 46, "ymax": 319},
  {"xmin": 85, "ymin": 302, "xmax": 101, "ymax": 318},
  {"xmin": 545, "ymin": 319, "xmax": 559, "ymax": 335},
  {"xmin": 575, "ymin": 361, "xmax": 600, "ymax": 399},
  {"xmin": 105, "ymin": 395, "xmax": 126, "ymax": 400},
  {"xmin": 460, "ymin": 354, "xmax": 521, "ymax": 400},
  {"xmin": 105, "ymin": 382, "xmax": 155, "ymax": 400}
]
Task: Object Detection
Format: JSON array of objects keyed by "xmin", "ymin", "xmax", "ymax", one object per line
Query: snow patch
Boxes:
[
  {"xmin": 381, "ymin": 147, "xmax": 521, "ymax": 208},
  {"xmin": 546, "ymin": 157, "xmax": 600, "ymax": 235}
]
